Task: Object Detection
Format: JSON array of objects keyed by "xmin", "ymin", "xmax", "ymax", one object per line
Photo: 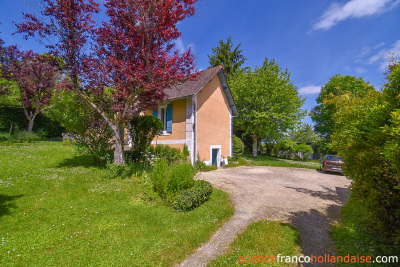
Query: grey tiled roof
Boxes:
[{"xmin": 164, "ymin": 66, "xmax": 222, "ymax": 100}]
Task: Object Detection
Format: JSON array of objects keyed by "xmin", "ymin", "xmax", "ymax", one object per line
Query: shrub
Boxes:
[
  {"xmin": 147, "ymin": 145, "xmax": 187, "ymax": 163},
  {"xmin": 296, "ymin": 143, "xmax": 313, "ymax": 161},
  {"xmin": 129, "ymin": 116, "xmax": 164, "ymax": 160},
  {"xmin": 14, "ymin": 131, "xmax": 42, "ymax": 143},
  {"xmin": 150, "ymin": 160, "xmax": 195, "ymax": 200},
  {"xmin": 0, "ymin": 132, "xmax": 11, "ymax": 142},
  {"xmin": 48, "ymin": 91, "xmax": 113, "ymax": 163},
  {"xmin": 232, "ymin": 135, "xmax": 245, "ymax": 160},
  {"xmin": 173, "ymin": 180, "xmax": 213, "ymax": 211},
  {"xmin": 105, "ymin": 162, "xmax": 133, "ymax": 179}
]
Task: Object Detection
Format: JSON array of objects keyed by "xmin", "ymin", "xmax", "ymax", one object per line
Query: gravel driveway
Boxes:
[{"xmin": 178, "ymin": 166, "xmax": 351, "ymax": 267}]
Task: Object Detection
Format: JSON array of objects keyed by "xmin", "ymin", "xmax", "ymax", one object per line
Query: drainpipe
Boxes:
[{"xmin": 192, "ymin": 94, "xmax": 197, "ymax": 164}]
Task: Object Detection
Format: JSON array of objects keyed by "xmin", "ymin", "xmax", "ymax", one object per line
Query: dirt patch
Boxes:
[{"xmin": 178, "ymin": 166, "xmax": 350, "ymax": 267}]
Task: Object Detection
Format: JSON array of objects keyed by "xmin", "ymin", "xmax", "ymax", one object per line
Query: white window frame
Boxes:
[{"xmin": 158, "ymin": 105, "xmax": 170, "ymax": 136}]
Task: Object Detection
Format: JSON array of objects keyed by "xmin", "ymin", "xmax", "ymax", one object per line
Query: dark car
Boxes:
[{"xmin": 321, "ymin": 155, "xmax": 345, "ymax": 173}]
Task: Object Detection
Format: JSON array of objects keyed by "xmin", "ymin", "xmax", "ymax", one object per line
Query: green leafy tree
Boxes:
[
  {"xmin": 208, "ymin": 37, "xmax": 246, "ymax": 77},
  {"xmin": 311, "ymin": 75, "xmax": 373, "ymax": 140},
  {"xmin": 296, "ymin": 143, "xmax": 313, "ymax": 160},
  {"xmin": 329, "ymin": 62, "xmax": 400, "ymax": 249},
  {"xmin": 232, "ymin": 135, "xmax": 244, "ymax": 161},
  {"xmin": 288, "ymin": 123, "xmax": 320, "ymax": 143},
  {"xmin": 47, "ymin": 90, "xmax": 113, "ymax": 163},
  {"xmin": 230, "ymin": 58, "xmax": 305, "ymax": 157}
]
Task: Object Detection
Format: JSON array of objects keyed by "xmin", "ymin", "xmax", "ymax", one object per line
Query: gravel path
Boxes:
[{"xmin": 178, "ymin": 166, "xmax": 351, "ymax": 267}]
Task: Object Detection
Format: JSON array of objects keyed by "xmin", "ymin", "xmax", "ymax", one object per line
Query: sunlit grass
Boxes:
[
  {"xmin": 0, "ymin": 141, "xmax": 234, "ymax": 266},
  {"xmin": 331, "ymin": 197, "xmax": 399, "ymax": 267},
  {"xmin": 242, "ymin": 154, "xmax": 320, "ymax": 170},
  {"xmin": 209, "ymin": 221, "xmax": 302, "ymax": 266}
]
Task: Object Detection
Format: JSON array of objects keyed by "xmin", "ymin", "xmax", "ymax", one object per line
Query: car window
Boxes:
[{"xmin": 326, "ymin": 156, "xmax": 343, "ymax": 161}]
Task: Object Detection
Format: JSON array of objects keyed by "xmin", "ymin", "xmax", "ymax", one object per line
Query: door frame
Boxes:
[{"xmin": 210, "ymin": 145, "xmax": 221, "ymax": 167}]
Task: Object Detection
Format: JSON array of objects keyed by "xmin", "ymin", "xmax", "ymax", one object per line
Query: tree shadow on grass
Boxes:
[
  {"xmin": 56, "ymin": 155, "xmax": 106, "ymax": 169},
  {"xmin": 0, "ymin": 194, "xmax": 24, "ymax": 218},
  {"xmin": 287, "ymin": 187, "xmax": 350, "ymax": 266}
]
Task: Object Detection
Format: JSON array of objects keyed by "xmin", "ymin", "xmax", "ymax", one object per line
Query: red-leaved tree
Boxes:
[
  {"xmin": 16, "ymin": 0, "xmax": 197, "ymax": 165},
  {"xmin": 1, "ymin": 47, "xmax": 60, "ymax": 132}
]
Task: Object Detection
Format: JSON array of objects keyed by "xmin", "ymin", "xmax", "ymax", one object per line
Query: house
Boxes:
[{"xmin": 146, "ymin": 65, "xmax": 238, "ymax": 167}]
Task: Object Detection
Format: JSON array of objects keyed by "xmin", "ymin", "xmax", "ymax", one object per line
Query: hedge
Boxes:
[{"xmin": 173, "ymin": 180, "xmax": 213, "ymax": 211}]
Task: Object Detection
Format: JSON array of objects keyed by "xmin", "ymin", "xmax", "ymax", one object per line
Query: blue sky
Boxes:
[{"xmin": 1, "ymin": 0, "xmax": 400, "ymax": 125}]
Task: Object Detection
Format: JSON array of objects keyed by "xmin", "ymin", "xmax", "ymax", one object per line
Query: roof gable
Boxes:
[{"xmin": 164, "ymin": 66, "xmax": 238, "ymax": 116}]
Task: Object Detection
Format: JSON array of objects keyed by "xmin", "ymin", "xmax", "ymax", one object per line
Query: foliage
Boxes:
[
  {"xmin": 311, "ymin": 75, "xmax": 373, "ymax": 140},
  {"xmin": 208, "ymin": 37, "xmax": 246, "ymax": 77},
  {"xmin": 296, "ymin": 143, "xmax": 314, "ymax": 160},
  {"xmin": 0, "ymin": 105, "xmax": 64, "ymax": 137},
  {"xmin": 276, "ymin": 138, "xmax": 298, "ymax": 159},
  {"xmin": 13, "ymin": 131, "xmax": 42, "ymax": 143},
  {"xmin": 0, "ymin": 132, "xmax": 10, "ymax": 142},
  {"xmin": 129, "ymin": 115, "xmax": 163, "ymax": 160},
  {"xmin": 199, "ymin": 164, "xmax": 218, "ymax": 172},
  {"xmin": 332, "ymin": 197, "xmax": 400, "ymax": 265},
  {"xmin": 49, "ymin": 91, "xmax": 113, "ymax": 163},
  {"xmin": 209, "ymin": 221, "xmax": 301, "ymax": 266},
  {"xmin": 230, "ymin": 58, "xmax": 305, "ymax": 157},
  {"xmin": 105, "ymin": 162, "xmax": 131, "ymax": 179},
  {"xmin": 0, "ymin": 141, "xmax": 234, "ymax": 266},
  {"xmin": 173, "ymin": 180, "xmax": 213, "ymax": 211},
  {"xmin": 312, "ymin": 138, "xmax": 334, "ymax": 154},
  {"xmin": 150, "ymin": 160, "xmax": 196, "ymax": 201},
  {"xmin": 226, "ymin": 157, "xmax": 249, "ymax": 168},
  {"xmin": 0, "ymin": 47, "xmax": 61, "ymax": 132},
  {"xmin": 329, "ymin": 63, "xmax": 400, "ymax": 248},
  {"xmin": 288, "ymin": 123, "xmax": 320, "ymax": 143},
  {"xmin": 232, "ymin": 135, "xmax": 244, "ymax": 161},
  {"xmin": 16, "ymin": 0, "xmax": 197, "ymax": 165},
  {"xmin": 147, "ymin": 144, "xmax": 188, "ymax": 164}
]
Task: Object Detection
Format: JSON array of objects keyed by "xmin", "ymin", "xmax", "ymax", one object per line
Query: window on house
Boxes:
[
  {"xmin": 160, "ymin": 106, "xmax": 167, "ymax": 131},
  {"xmin": 153, "ymin": 104, "xmax": 172, "ymax": 134}
]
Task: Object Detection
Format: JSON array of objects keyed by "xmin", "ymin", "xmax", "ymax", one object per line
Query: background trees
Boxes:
[
  {"xmin": 1, "ymin": 48, "xmax": 60, "ymax": 132},
  {"xmin": 288, "ymin": 123, "xmax": 319, "ymax": 143},
  {"xmin": 311, "ymin": 75, "xmax": 374, "ymax": 153},
  {"xmin": 16, "ymin": 0, "xmax": 197, "ymax": 165},
  {"xmin": 229, "ymin": 58, "xmax": 305, "ymax": 157},
  {"xmin": 208, "ymin": 37, "xmax": 246, "ymax": 77}
]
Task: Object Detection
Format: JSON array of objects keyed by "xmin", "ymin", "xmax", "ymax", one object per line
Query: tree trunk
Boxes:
[
  {"xmin": 252, "ymin": 135, "xmax": 258, "ymax": 157},
  {"xmin": 27, "ymin": 111, "xmax": 37, "ymax": 132},
  {"xmin": 110, "ymin": 123, "xmax": 126, "ymax": 166}
]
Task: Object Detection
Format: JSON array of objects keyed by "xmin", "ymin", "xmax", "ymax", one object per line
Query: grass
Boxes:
[
  {"xmin": 208, "ymin": 221, "xmax": 302, "ymax": 266},
  {"xmin": 331, "ymin": 197, "xmax": 399, "ymax": 266},
  {"xmin": 0, "ymin": 141, "xmax": 234, "ymax": 266},
  {"xmin": 226, "ymin": 154, "xmax": 320, "ymax": 170}
]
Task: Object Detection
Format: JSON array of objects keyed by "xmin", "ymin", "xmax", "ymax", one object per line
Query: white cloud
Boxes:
[
  {"xmin": 174, "ymin": 37, "xmax": 195, "ymax": 55},
  {"xmin": 368, "ymin": 39, "xmax": 400, "ymax": 70},
  {"xmin": 356, "ymin": 67, "xmax": 368, "ymax": 74},
  {"xmin": 298, "ymin": 85, "xmax": 322, "ymax": 95},
  {"xmin": 313, "ymin": 0, "xmax": 399, "ymax": 31}
]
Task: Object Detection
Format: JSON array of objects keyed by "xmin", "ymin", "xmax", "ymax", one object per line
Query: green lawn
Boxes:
[
  {"xmin": 331, "ymin": 197, "xmax": 399, "ymax": 266},
  {"xmin": 0, "ymin": 141, "xmax": 234, "ymax": 266},
  {"xmin": 208, "ymin": 221, "xmax": 302, "ymax": 266},
  {"xmin": 231, "ymin": 154, "xmax": 320, "ymax": 170}
]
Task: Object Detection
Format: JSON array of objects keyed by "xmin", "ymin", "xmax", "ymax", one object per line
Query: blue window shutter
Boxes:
[
  {"xmin": 153, "ymin": 107, "xmax": 158, "ymax": 118},
  {"xmin": 166, "ymin": 104, "xmax": 172, "ymax": 133}
]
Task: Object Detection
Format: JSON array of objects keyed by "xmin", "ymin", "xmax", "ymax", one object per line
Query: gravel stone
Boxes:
[{"xmin": 178, "ymin": 166, "xmax": 351, "ymax": 267}]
